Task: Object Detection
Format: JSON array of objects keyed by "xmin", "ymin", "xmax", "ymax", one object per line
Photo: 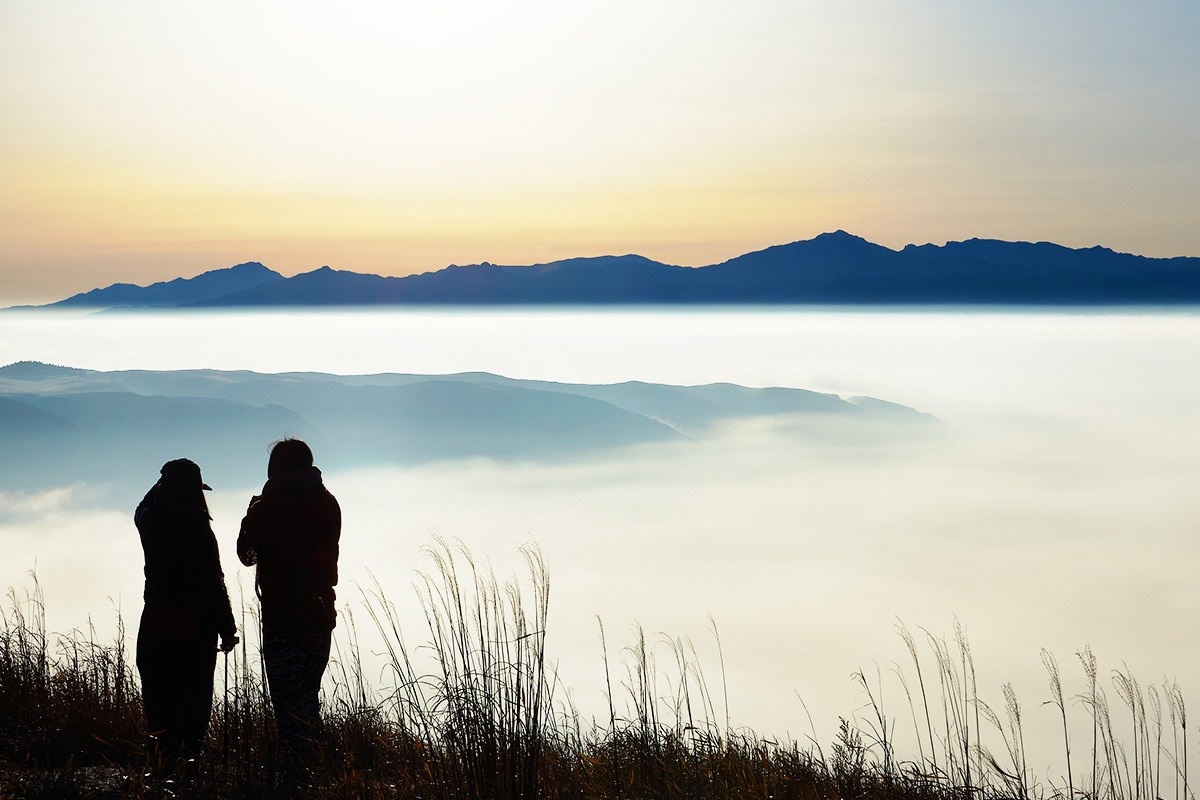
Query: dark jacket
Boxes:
[
  {"xmin": 136, "ymin": 485, "xmax": 237, "ymax": 642},
  {"xmin": 237, "ymin": 466, "xmax": 341, "ymax": 632}
]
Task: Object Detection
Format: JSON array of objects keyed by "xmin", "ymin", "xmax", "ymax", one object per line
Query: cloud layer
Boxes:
[{"xmin": 3, "ymin": 307, "xmax": 1198, "ymax": 777}]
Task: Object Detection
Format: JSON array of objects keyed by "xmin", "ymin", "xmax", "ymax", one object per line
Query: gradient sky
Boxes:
[{"xmin": 2, "ymin": 1, "xmax": 1198, "ymax": 304}]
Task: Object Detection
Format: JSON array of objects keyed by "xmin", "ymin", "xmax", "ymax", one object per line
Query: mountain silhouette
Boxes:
[
  {"xmin": 0, "ymin": 362, "xmax": 938, "ymax": 502},
  {"xmin": 42, "ymin": 262, "xmax": 283, "ymax": 309},
  {"xmin": 11, "ymin": 232, "xmax": 1199, "ymax": 309}
]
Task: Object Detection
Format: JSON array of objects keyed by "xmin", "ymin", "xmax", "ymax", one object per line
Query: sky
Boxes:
[{"xmin": 2, "ymin": 1, "xmax": 1200, "ymax": 304}]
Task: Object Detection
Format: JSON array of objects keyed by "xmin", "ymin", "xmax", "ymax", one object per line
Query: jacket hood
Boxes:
[{"xmin": 263, "ymin": 465, "xmax": 324, "ymax": 494}]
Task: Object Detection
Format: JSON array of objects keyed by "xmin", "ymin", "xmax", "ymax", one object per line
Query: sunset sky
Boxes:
[{"xmin": 2, "ymin": 1, "xmax": 1198, "ymax": 304}]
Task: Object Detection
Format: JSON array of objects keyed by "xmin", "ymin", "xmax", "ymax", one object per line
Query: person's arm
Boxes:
[
  {"xmin": 134, "ymin": 482, "xmax": 160, "ymax": 529},
  {"xmin": 310, "ymin": 493, "xmax": 341, "ymax": 589},
  {"xmin": 199, "ymin": 525, "xmax": 240, "ymax": 646},
  {"xmin": 328, "ymin": 495, "xmax": 341, "ymax": 588},
  {"xmin": 236, "ymin": 495, "xmax": 262, "ymax": 567}
]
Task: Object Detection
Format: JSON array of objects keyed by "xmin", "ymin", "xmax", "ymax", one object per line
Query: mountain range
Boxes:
[
  {"xmin": 16, "ymin": 231, "xmax": 1200, "ymax": 309},
  {"xmin": 0, "ymin": 361, "xmax": 936, "ymax": 502}
]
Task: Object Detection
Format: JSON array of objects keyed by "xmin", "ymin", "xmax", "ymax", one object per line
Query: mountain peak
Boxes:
[
  {"xmin": 813, "ymin": 229, "xmax": 864, "ymax": 242},
  {"xmin": 722, "ymin": 230, "xmax": 893, "ymax": 264},
  {"xmin": 47, "ymin": 262, "xmax": 284, "ymax": 309},
  {"xmin": 807, "ymin": 230, "xmax": 888, "ymax": 250},
  {"xmin": 0, "ymin": 360, "xmax": 87, "ymax": 378}
]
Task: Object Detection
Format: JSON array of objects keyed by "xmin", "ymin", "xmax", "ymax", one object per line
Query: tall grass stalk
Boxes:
[
  {"xmin": 1079, "ymin": 645, "xmax": 1102, "ymax": 798},
  {"xmin": 899, "ymin": 620, "xmax": 938, "ymax": 774},
  {"xmin": 1043, "ymin": 648, "xmax": 1074, "ymax": 799},
  {"xmin": 2, "ymin": 552, "xmax": 1197, "ymax": 800},
  {"xmin": 1169, "ymin": 683, "xmax": 1188, "ymax": 800}
]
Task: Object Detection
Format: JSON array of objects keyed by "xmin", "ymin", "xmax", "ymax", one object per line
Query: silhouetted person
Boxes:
[
  {"xmin": 237, "ymin": 438, "xmax": 340, "ymax": 768},
  {"xmin": 135, "ymin": 458, "xmax": 238, "ymax": 769}
]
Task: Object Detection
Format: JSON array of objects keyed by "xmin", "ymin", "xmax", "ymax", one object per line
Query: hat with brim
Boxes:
[{"xmin": 160, "ymin": 458, "xmax": 212, "ymax": 491}]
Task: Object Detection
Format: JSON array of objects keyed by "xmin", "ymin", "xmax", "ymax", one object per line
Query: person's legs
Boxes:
[
  {"xmin": 137, "ymin": 617, "xmax": 186, "ymax": 767},
  {"xmin": 138, "ymin": 609, "xmax": 219, "ymax": 771},
  {"xmin": 179, "ymin": 641, "xmax": 218, "ymax": 756},
  {"xmin": 263, "ymin": 626, "xmax": 332, "ymax": 766}
]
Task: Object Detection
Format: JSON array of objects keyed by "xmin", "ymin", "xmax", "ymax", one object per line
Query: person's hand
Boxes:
[{"xmin": 219, "ymin": 634, "xmax": 240, "ymax": 653}]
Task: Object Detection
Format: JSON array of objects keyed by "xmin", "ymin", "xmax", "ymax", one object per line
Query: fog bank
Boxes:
[{"xmin": 2, "ymin": 308, "xmax": 1198, "ymax": 778}]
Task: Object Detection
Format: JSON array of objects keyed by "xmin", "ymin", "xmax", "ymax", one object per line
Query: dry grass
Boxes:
[{"xmin": 0, "ymin": 540, "xmax": 1192, "ymax": 800}]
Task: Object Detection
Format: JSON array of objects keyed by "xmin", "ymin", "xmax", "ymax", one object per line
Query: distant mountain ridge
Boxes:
[
  {"xmin": 15, "ymin": 232, "xmax": 1200, "ymax": 309},
  {"xmin": 46, "ymin": 261, "xmax": 284, "ymax": 309},
  {"xmin": 0, "ymin": 361, "xmax": 937, "ymax": 500}
]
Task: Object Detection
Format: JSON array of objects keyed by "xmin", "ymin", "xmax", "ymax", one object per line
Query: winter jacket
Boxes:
[
  {"xmin": 136, "ymin": 485, "xmax": 237, "ymax": 642},
  {"xmin": 237, "ymin": 466, "xmax": 341, "ymax": 632}
]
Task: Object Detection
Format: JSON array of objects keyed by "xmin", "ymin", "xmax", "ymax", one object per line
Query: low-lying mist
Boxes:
[
  {"xmin": 4, "ymin": 402, "xmax": 1196, "ymax": 773},
  {"xmin": 3, "ymin": 307, "xmax": 1198, "ymax": 779}
]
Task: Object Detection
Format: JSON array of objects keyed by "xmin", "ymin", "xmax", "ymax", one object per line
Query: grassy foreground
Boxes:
[{"xmin": 0, "ymin": 539, "xmax": 1191, "ymax": 800}]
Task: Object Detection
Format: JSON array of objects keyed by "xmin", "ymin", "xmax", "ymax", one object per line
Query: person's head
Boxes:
[
  {"xmin": 157, "ymin": 458, "xmax": 211, "ymax": 512},
  {"xmin": 267, "ymin": 437, "xmax": 314, "ymax": 478}
]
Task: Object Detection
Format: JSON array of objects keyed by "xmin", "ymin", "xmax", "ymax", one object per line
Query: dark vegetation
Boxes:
[{"xmin": 1, "ymin": 540, "xmax": 1190, "ymax": 799}]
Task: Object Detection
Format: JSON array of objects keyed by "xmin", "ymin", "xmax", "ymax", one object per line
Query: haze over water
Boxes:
[{"xmin": 2, "ymin": 306, "xmax": 1198, "ymax": 778}]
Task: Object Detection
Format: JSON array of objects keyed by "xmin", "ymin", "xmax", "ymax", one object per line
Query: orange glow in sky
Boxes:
[{"xmin": 2, "ymin": 1, "xmax": 1198, "ymax": 304}]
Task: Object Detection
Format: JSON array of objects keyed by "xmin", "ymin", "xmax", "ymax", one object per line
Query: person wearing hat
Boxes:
[
  {"xmin": 237, "ymin": 437, "xmax": 340, "ymax": 768},
  {"xmin": 135, "ymin": 458, "xmax": 239, "ymax": 768}
]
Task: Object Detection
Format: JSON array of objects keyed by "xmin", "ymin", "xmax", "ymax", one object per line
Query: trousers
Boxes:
[
  {"xmin": 262, "ymin": 625, "xmax": 332, "ymax": 764},
  {"xmin": 136, "ymin": 606, "xmax": 218, "ymax": 760}
]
